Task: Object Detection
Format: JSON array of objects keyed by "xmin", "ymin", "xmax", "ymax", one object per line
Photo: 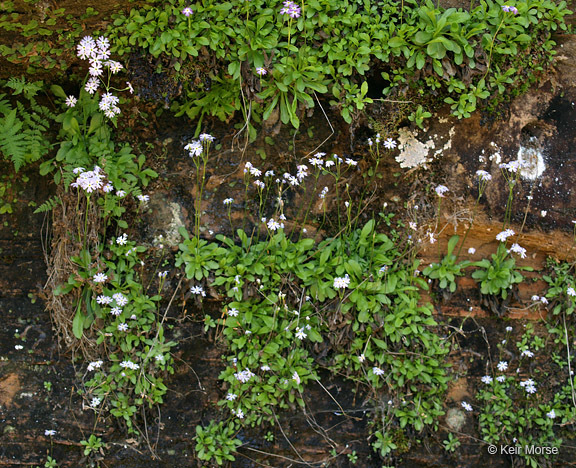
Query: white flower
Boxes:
[
  {"xmin": 541, "ymin": 210, "xmax": 547, "ymax": 217},
  {"xmin": 137, "ymin": 194, "xmax": 150, "ymax": 203},
  {"xmin": 461, "ymin": 401, "xmax": 473, "ymax": 412},
  {"xmin": 496, "ymin": 376, "xmax": 506, "ymax": 382},
  {"xmin": 468, "ymin": 247, "xmax": 476, "ymax": 254},
  {"xmin": 93, "ymin": 273, "xmax": 107, "ymax": 283},
  {"xmin": 44, "ymin": 429, "xmax": 56, "ymax": 436},
  {"xmin": 234, "ymin": 369, "xmax": 255, "ymax": 383},
  {"xmin": 184, "ymin": 140, "xmax": 203, "ymax": 157},
  {"xmin": 372, "ymin": 367, "xmax": 385, "ymax": 376},
  {"xmin": 540, "ymin": 296, "xmax": 549, "ymax": 304},
  {"xmin": 158, "ymin": 271, "xmax": 168, "ymax": 278},
  {"xmin": 333, "ymin": 274, "xmax": 351, "ymax": 289},
  {"xmin": 345, "ymin": 158, "xmax": 357, "ymax": 166},
  {"xmin": 155, "ymin": 354, "xmax": 164, "ymax": 362},
  {"xmin": 116, "ymin": 233, "xmax": 128, "ymax": 245},
  {"xmin": 309, "ymin": 156, "xmax": 324, "ymax": 167},
  {"xmin": 497, "ymin": 361, "xmax": 508, "ymax": 372},
  {"xmin": 295, "ymin": 327, "xmax": 307, "ymax": 340},
  {"xmin": 110, "ymin": 307, "xmax": 122, "ymax": 316},
  {"xmin": 65, "ymin": 95, "xmax": 77, "ymax": 107},
  {"xmin": 481, "ymin": 375, "xmax": 493, "ymax": 384},
  {"xmin": 90, "ymin": 397, "xmax": 101, "ymax": 407},
  {"xmin": 520, "ymin": 378, "xmax": 535, "ymax": 387},
  {"xmin": 190, "ymin": 285, "xmax": 206, "ymax": 297},
  {"xmin": 509, "ymin": 243, "xmax": 527, "ymax": 258},
  {"xmin": 547, "ymin": 409, "xmax": 556, "ymax": 419},
  {"xmin": 14, "ymin": 344, "xmax": 23, "ymax": 350},
  {"xmin": 435, "ymin": 185, "xmax": 449, "ymax": 197},
  {"xmin": 476, "ymin": 170, "xmax": 492, "ymax": 181},
  {"xmin": 119, "ymin": 360, "xmax": 140, "ymax": 370},
  {"xmin": 525, "ymin": 385, "xmax": 537, "ymax": 394},
  {"xmin": 96, "ymin": 295, "xmax": 113, "ymax": 305},
  {"xmin": 568, "ymin": 287, "xmax": 576, "ymax": 297},
  {"xmin": 228, "ymin": 307, "xmax": 239, "ymax": 317},
  {"xmin": 384, "ymin": 138, "xmax": 397, "ymax": 149},
  {"xmin": 235, "ymin": 408, "xmax": 244, "ymax": 419},
  {"xmin": 116, "ymin": 189, "xmax": 126, "ymax": 198},
  {"xmin": 199, "ymin": 133, "xmax": 215, "ymax": 142},
  {"xmin": 223, "ymin": 198, "xmax": 234, "ymax": 205},
  {"xmin": 260, "ymin": 365, "xmax": 271, "ymax": 371},
  {"xmin": 505, "ymin": 326, "xmax": 513, "ymax": 332},
  {"xmin": 531, "ymin": 295, "xmax": 540, "ymax": 301},
  {"xmin": 267, "ymin": 218, "xmax": 281, "ymax": 231},
  {"xmin": 226, "ymin": 393, "xmax": 237, "ymax": 401},
  {"xmin": 521, "ymin": 350, "xmax": 534, "ymax": 358},
  {"xmin": 296, "ymin": 164, "xmax": 309, "ymax": 180},
  {"xmin": 292, "ymin": 371, "xmax": 301, "ymax": 385},
  {"xmin": 496, "ymin": 229, "xmax": 515, "ymax": 242},
  {"xmin": 358, "ymin": 354, "xmax": 365, "ymax": 363},
  {"xmin": 87, "ymin": 360, "xmax": 103, "ymax": 371},
  {"xmin": 117, "ymin": 323, "xmax": 128, "ymax": 332},
  {"xmin": 113, "ymin": 293, "xmax": 128, "ymax": 306},
  {"xmin": 85, "ymin": 77, "xmax": 99, "ymax": 94}
]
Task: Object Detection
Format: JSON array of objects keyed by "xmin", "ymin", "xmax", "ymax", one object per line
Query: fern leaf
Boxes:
[
  {"xmin": 6, "ymin": 77, "xmax": 43, "ymax": 99},
  {"xmin": 0, "ymin": 109, "xmax": 28, "ymax": 171},
  {"xmin": 34, "ymin": 196, "xmax": 61, "ymax": 214}
]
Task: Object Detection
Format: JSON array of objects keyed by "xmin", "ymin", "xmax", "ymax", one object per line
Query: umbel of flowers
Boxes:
[{"xmin": 66, "ymin": 36, "xmax": 133, "ymax": 118}]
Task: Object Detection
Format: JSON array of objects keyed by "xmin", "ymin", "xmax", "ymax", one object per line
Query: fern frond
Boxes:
[
  {"xmin": 0, "ymin": 94, "xmax": 11, "ymax": 115},
  {"xmin": 6, "ymin": 77, "xmax": 43, "ymax": 99},
  {"xmin": 0, "ymin": 109, "xmax": 28, "ymax": 171},
  {"xmin": 34, "ymin": 195, "xmax": 62, "ymax": 214}
]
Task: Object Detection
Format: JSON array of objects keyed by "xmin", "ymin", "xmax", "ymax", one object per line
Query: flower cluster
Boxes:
[
  {"xmin": 501, "ymin": 4, "xmax": 519, "ymax": 14},
  {"xmin": 191, "ymin": 285, "xmax": 206, "ymax": 297},
  {"xmin": 476, "ymin": 170, "xmax": 492, "ymax": 182},
  {"xmin": 87, "ymin": 360, "xmax": 103, "ymax": 372},
  {"xmin": 280, "ymin": 0, "xmax": 301, "ymax": 18},
  {"xmin": 520, "ymin": 378, "xmax": 537, "ymax": 394},
  {"xmin": 76, "ymin": 36, "xmax": 127, "ymax": 118},
  {"xmin": 495, "ymin": 229, "xmax": 515, "ymax": 242},
  {"xmin": 184, "ymin": 133, "xmax": 214, "ymax": 158},
  {"xmin": 234, "ymin": 369, "xmax": 255, "ymax": 383},
  {"xmin": 333, "ymin": 274, "xmax": 351, "ymax": 289},
  {"xmin": 509, "ymin": 242, "xmax": 527, "ymax": 258},
  {"xmin": 119, "ymin": 360, "xmax": 140, "ymax": 370},
  {"xmin": 499, "ymin": 160, "xmax": 522, "ymax": 173},
  {"xmin": 71, "ymin": 166, "xmax": 110, "ymax": 194}
]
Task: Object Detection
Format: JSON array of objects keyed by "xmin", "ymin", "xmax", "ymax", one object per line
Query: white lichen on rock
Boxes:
[
  {"xmin": 517, "ymin": 136, "xmax": 546, "ymax": 180},
  {"xmin": 396, "ymin": 128, "xmax": 436, "ymax": 168}
]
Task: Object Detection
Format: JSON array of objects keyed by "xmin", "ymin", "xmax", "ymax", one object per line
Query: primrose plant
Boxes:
[
  {"xmin": 176, "ymin": 143, "xmax": 451, "ymax": 464},
  {"xmin": 474, "ymin": 324, "xmax": 574, "ymax": 468}
]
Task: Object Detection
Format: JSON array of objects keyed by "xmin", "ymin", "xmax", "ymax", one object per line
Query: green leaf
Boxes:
[{"xmin": 72, "ymin": 307, "xmax": 84, "ymax": 339}]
